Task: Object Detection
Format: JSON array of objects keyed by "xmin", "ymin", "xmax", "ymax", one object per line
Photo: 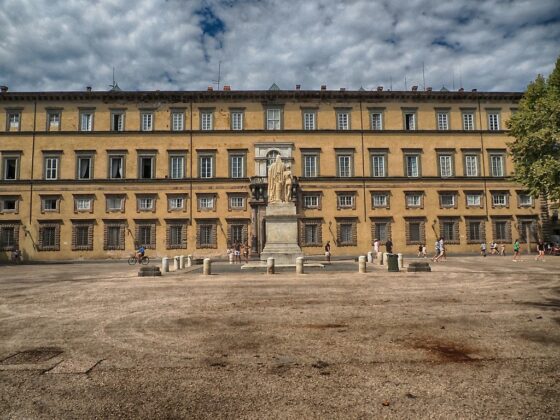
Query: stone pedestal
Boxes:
[{"xmin": 260, "ymin": 202, "xmax": 303, "ymax": 265}]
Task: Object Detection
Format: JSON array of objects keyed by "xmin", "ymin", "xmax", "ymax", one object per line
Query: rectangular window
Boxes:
[
  {"xmin": 437, "ymin": 112, "xmax": 449, "ymax": 130},
  {"xmin": 168, "ymin": 197, "xmax": 184, "ymax": 210},
  {"xmin": 406, "ymin": 193, "xmax": 422, "ymax": 208},
  {"xmin": 7, "ymin": 112, "xmax": 21, "ymax": 131},
  {"xmin": 72, "ymin": 223, "xmax": 93, "ymax": 251},
  {"xmin": 518, "ymin": 194, "xmax": 533, "ymax": 207},
  {"xmin": 80, "ymin": 111, "xmax": 93, "ymax": 131},
  {"xmin": 106, "ymin": 196, "xmax": 124, "ymax": 211},
  {"xmin": 405, "ymin": 155, "xmax": 419, "ymax": 177},
  {"xmin": 229, "ymin": 196, "xmax": 244, "ymax": 209},
  {"xmin": 169, "ymin": 155, "xmax": 185, "ymax": 179},
  {"xmin": 441, "ymin": 220, "xmax": 459, "ymax": 242},
  {"xmin": 3, "ymin": 156, "xmax": 19, "ymax": 180},
  {"xmin": 493, "ymin": 220, "xmax": 511, "ymax": 242},
  {"xmin": 336, "ymin": 111, "xmax": 350, "ymax": 130},
  {"xmin": 488, "ymin": 112, "xmax": 500, "ymax": 130},
  {"xmin": 231, "ymin": 111, "xmax": 243, "ymax": 130},
  {"xmin": 409, "ymin": 223, "xmax": 421, "ymax": 242},
  {"xmin": 492, "ymin": 192, "xmax": 508, "ymax": 207},
  {"xmin": 230, "ymin": 225, "xmax": 244, "ymax": 245},
  {"xmin": 136, "ymin": 223, "xmax": 155, "ymax": 249},
  {"xmin": 490, "ymin": 155, "xmax": 505, "ymax": 177},
  {"xmin": 404, "ymin": 112, "xmax": 416, "ymax": 130},
  {"xmin": 372, "ymin": 193, "xmax": 388, "ymax": 208},
  {"xmin": 167, "ymin": 224, "xmax": 186, "ymax": 249},
  {"xmin": 303, "ymin": 111, "xmax": 316, "ymax": 130},
  {"xmin": 0, "ymin": 197, "xmax": 17, "ymax": 212},
  {"xmin": 47, "ymin": 111, "xmax": 61, "ymax": 131},
  {"xmin": 138, "ymin": 156, "xmax": 155, "ymax": 179},
  {"xmin": 39, "ymin": 226, "xmax": 58, "ymax": 250},
  {"xmin": 466, "ymin": 193, "xmax": 482, "ymax": 207},
  {"xmin": 462, "ymin": 112, "xmax": 475, "ymax": 130},
  {"xmin": 197, "ymin": 223, "xmax": 217, "ymax": 248},
  {"xmin": 465, "ymin": 155, "xmax": 479, "ymax": 177},
  {"xmin": 104, "ymin": 223, "xmax": 125, "ymax": 250},
  {"xmin": 230, "ymin": 154, "xmax": 245, "ymax": 178},
  {"xmin": 405, "ymin": 218, "xmax": 425, "ymax": 245},
  {"xmin": 439, "ymin": 155, "xmax": 453, "ymax": 177},
  {"xmin": 466, "ymin": 220, "xmax": 484, "ymax": 243},
  {"xmin": 201, "ymin": 111, "xmax": 213, "ymax": 130},
  {"xmin": 337, "ymin": 194, "xmax": 354, "ymax": 209},
  {"xmin": 303, "ymin": 195, "xmax": 319, "ymax": 209},
  {"xmin": 44, "ymin": 157, "xmax": 59, "ymax": 180},
  {"xmin": 138, "ymin": 197, "xmax": 154, "ymax": 211},
  {"xmin": 111, "ymin": 111, "xmax": 125, "ymax": 131},
  {"xmin": 42, "ymin": 197, "xmax": 58, "ymax": 211},
  {"xmin": 77, "ymin": 156, "xmax": 92, "ymax": 179},
  {"xmin": 519, "ymin": 219, "xmax": 537, "ymax": 243},
  {"xmin": 303, "ymin": 154, "xmax": 318, "ymax": 177},
  {"xmin": 109, "ymin": 156, "xmax": 124, "ymax": 179},
  {"xmin": 337, "ymin": 155, "xmax": 352, "ymax": 177},
  {"xmin": 305, "ymin": 224, "xmax": 319, "ymax": 244},
  {"xmin": 301, "ymin": 219, "xmax": 322, "ymax": 246},
  {"xmin": 371, "ymin": 155, "xmax": 386, "ymax": 177},
  {"xmin": 199, "ymin": 155, "xmax": 214, "ymax": 178},
  {"xmin": 372, "ymin": 221, "xmax": 390, "ymax": 242},
  {"xmin": 440, "ymin": 194, "xmax": 455, "ymax": 208},
  {"xmin": 75, "ymin": 197, "xmax": 92, "ymax": 211},
  {"xmin": 267, "ymin": 108, "xmax": 281, "ymax": 130},
  {"xmin": 171, "ymin": 111, "xmax": 184, "ymax": 131},
  {"xmin": 370, "ymin": 112, "xmax": 383, "ymax": 130},
  {"xmin": 198, "ymin": 196, "xmax": 214, "ymax": 210},
  {"xmin": 0, "ymin": 225, "xmax": 18, "ymax": 250},
  {"xmin": 339, "ymin": 223, "xmax": 354, "ymax": 245},
  {"xmin": 141, "ymin": 112, "xmax": 153, "ymax": 131}
]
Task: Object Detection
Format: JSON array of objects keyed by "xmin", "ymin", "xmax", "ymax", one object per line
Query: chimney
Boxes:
[
  {"xmin": 426, "ymin": 87, "xmax": 432, "ymax": 92},
  {"xmin": 0, "ymin": 85, "xmax": 8, "ymax": 93},
  {"xmin": 377, "ymin": 86, "xmax": 383, "ymax": 92},
  {"xmin": 471, "ymin": 88, "xmax": 477, "ymax": 92},
  {"xmin": 86, "ymin": 86, "xmax": 92, "ymax": 92},
  {"xmin": 295, "ymin": 84, "xmax": 301, "ymax": 90},
  {"xmin": 320, "ymin": 85, "xmax": 327, "ymax": 91},
  {"xmin": 411, "ymin": 85, "xmax": 418, "ymax": 92},
  {"xmin": 207, "ymin": 86, "xmax": 213, "ymax": 91},
  {"xmin": 223, "ymin": 85, "xmax": 231, "ymax": 91},
  {"xmin": 458, "ymin": 87, "xmax": 464, "ymax": 92}
]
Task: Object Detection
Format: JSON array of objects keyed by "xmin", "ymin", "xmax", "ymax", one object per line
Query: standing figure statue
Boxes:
[
  {"xmin": 283, "ymin": 165, "xmax": 293, "ymax": 202},
  {"xmin": 267, "ymin": 155, "xmax": 286, "ymax": 203}
]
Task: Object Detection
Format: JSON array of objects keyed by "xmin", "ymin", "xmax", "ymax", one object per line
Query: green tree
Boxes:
[{"xmin": 508, "ymin": 57, "xmax": 560, "ymax": 240}]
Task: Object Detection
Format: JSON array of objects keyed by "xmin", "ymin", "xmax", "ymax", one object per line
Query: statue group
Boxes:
[{"xmin": 267, "ymin": 155, "xmax": 293, "ymax": 203}]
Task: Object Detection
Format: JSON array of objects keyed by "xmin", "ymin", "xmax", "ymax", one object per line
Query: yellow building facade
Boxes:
[{"xmin": 0, "ymin": 87, "xmax": 540, "ymax": 261}]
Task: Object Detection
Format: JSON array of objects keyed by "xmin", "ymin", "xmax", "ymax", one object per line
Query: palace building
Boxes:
[{"xmin": 0, "ymin": 85, "xmax": 541, "ymax": 261}]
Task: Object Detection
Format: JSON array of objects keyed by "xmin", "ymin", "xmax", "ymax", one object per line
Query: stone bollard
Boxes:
[
  {"xmin": 203, "ymin": 258, "xmax": 211, "ymax": 275},
  {"xmin": 359, "ymin": 255, "xmax": 367, "ymax": 273},
  {"xmin": 267, "ymin": 257, "xmax": 275, "ymax": 275},
  {"xmin": 296, "ymin": 257, "xmax": 304, "ymax": 275},
  {"xmin": 179, "ymin": 255, "xmax": 185, "ymax": 269},
  {"xmin": 378, "ymin": 251, "xmax": 384, "ymax": 265},
  {"xmin": 229, "ymin": 252, "xmax": 234, "ymax": 264},
  {"xmin": 174, "ymin": 256, "xmax": 180, "ymax": 271},
  {"xmin": 187, "ymin": 255, "xmax": 192, "ymax": 267},
  {"xmin": 367, "ymin": 251, "xmax": 373, "ymax": 263},
  {"xmin": 383, "ymin": 252, "xmax": 390, "ymax": 266},
  {"xmin": 161, "ymin": 257, "xmax": 169, "ymax": 273},
  {"xmin": 397, "ymin": 253, "xmax": 404, "ymax": 269}
]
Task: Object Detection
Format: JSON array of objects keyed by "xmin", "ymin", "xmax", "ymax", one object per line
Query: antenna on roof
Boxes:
[
  {"xmin": 422, "ymin": 61, "xmax": 426, "ymax": 91},
  {"xmin": 212, "ymin": 61, "xmax": 222, "ymax": 91},
  {"xmin": 459, "ymin": 70, "xmax": 463, "ymax": 89},
  {"xmin": 404, "ymin": 75, "xmax": 407, "ymax": 91},
  {"xmin": 390, "ymin": 76, "xmax": 393, "ymax": 91},
  {"xmin": 108, "ymin": 67, "xmax": 121, "ymax": 91}
]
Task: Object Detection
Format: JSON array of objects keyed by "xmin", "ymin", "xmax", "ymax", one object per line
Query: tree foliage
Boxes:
[{"xmin": 507, "ymin": 57, "xmax": 560, "ymax": 201}]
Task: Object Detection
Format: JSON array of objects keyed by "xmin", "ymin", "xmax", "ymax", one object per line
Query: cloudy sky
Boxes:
[{"xmin": 0, "ymin": 0, "xmax": 559, "ymax": 92}]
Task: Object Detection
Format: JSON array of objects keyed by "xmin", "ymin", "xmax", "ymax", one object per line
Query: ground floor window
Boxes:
[
  {"xmin": 300, "ymin": 219, "xmax": 322, "ymax": 247},
  {"xmin": 466, "ymin": 219, "xmax": 486, "ymax": 244},
  {"xmin": 72, "ymin": 222, "xmax": 94, "ymax": 251},
  {"xmin": 227, "ymin": 221, "xmax": 248, "ymax": 246},
  {"xmin": 336, "ymin": 218, "xmax": 357, "ymax": 246},
  {"xmin": 370, "ymin": 218, "xmax": 391, "ymax": 243},
  {"xmin": 197, "ymin": 220, "xmax": 217, "ymax": 249},
  {"xmin": 136, "ymin": 222, "xmax": 156, "ymax": 249},
  {"xmin": 104, "ymin": 221, "xmax": 126, "ymax": 250},
  {"xmin": 492, "ymin": 218, "xmax": 512, "ymax": 243},
  {"xmin": 38, "ymin": 222, "xmax": 61, "ymax": 251},
  {"xmin": 518, "ymin": 219, "xmax": 538, "ymax": 243},
  {"xmin": 0, "ymin": 223, "xmax": 19, "ymax": 251},
  {"xmin": 439, "ymin": 217, "xmax": 460, "ymax": 244},
  {"xmin": 405, "ymin": 218, "xmax": 425, "ymax": 245},
  {"xmin": 166, "ymin": 221, "xmax": 187, "ymax": 249}
]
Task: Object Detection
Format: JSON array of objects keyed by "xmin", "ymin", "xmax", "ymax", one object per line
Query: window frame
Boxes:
[
  {"xmin": 461, "ymin": 110, "xmax": 476, "ymax": 130},
  {"xmin": 437, "ymin": 151, "xmax": 455, "ymax": 178},
  {"xmin": 487, "ymin": 110, "xmax": 501, "ymax": 131},
  {"xmin": 336, "ymin": 151, "xmax": 354, "ymax": 177},
  {"xmin": 436, "ymin": 110, "xmax": 450, "ymax": 130},
  {"xmin": 140, "ymin": 111, "xmax": 154, "ymax": 132},
  {"xmin": 336, "ymin": 191, "xmax": 356, "ymax": 210},
  {"xmin": 200, "ymin": 109, "xmax": 214, "ymax": 131},
  {"xmin": 405, "ymin": 191, "xmax": 424, "ymax": 209},
  {"xmin": 167, "ymin": 194, "xmax": 187, "ymax": 212},
  {"xmin": 2, "ymin": 154, "xmax": 20, "ymax": 180},
  {"xmin": 302, "ymin": 109, "xmax": 317, "ymax": 130},
  {"xmin": 463, "ymin": 151, "xmax": 480, "ymax": 177},
  {"xmin": 300, "ymin": 218, "xmax": 323, "ymax": 247},
  {"xmin": 403, "ymin": 109, "xmax": 417, "ymax": 130},
  {"xmin": 110, "ymin": 109, "xmax": 125, "ymax": 132},
  {"xmin": 170, "ymin": 109, "xmax": 185, "ymax": 132},
  {"xmin": 6, "ymin": 110, "xmax": 22, "ymax": 131},
  {"xmin": 370, "ymin": 149, "xmax": 388, "ymax": 178},
  {"xmin": 105, "ymin": 194, "xmax": 125, "ymax": 212},
  {"xmin": 230, "ymin": 109, "xmax": 244, "ymax": 131},
  {"xmin": 404, "ymin": 152, "xmax": 421, "ymax": 178},
  {"xmin": 335, "ymin": 109, "xmax": 351, "ymax": 130},
  {"xmin": 369, "ymin": 108, "xmax": 384, "ymax": 130},
  {"xmin": 76, "ymin": 153, "xmax": 94, "ymax": 180},
  {"xmin": 138, "ymin": 153, "xmax": 156, "ymax": 179},
  {"xmin": 302, "ymin": 151, "xmax": 320, "ymax": 178},
  {"xmin": 166, "ymin": 221, "xmax": 187, "ymax": 249},
  {"xmin": 46, "ymin": 109, "xmax": 62, "ymax": 131},
  {"xmin": 73, "ymin": 195, "xmax": 94, "ymax": 213},
  {"xmin": 491, "ymin": 191, "xmax": 509, "ymax": 208},
  {"xmin": 266, "ymin": 107, "xmax": 282, "ymax": 130},
  {"xmin": 197, "ymin": 193, "xmax": 217, "ymax": 212},
  {"xmin": 72, "ymin": 221, "xmax": 94, "ymax": 251},
  {"xmin": 108, "ymin": 154, "xmax": 126, "ymax": 179},
  {"xmin": 465, "ymin": 191, "xmax": 484, "ymax": 208},
  {"xmin": 168, "ymin": 153, "xmax": 186, "ymax": 179},
  {"xmin": 229, "ymin": 151, "xmax": 246, "ymax": 178},
  {"xmin": 137, "ymin": 195, "xmax": 156, "ymax": 212},
  {"xmin": 43, "ymin": 154, "xmax": 60, "ymax": 180},
  {"xmin": 198, "ymin": 152, "xmax": 215, "ymax": 179},
  {"xmin": 38, "ymin": 222, "xmax": 60, "ymax": 251},
  {"xmin": 0, "ymin": 196, "xmax": 19, "ymax": 214},
  {"xmin": 79, "ymin": 109, "xmax": 94, "ymax": 132},
  {"xmin": 302, "ymin": 192, "xmax": 321, "ymax": 209},
  {"xmin": 489, "ymin": 152, "xmax": 506, "ymax": 177}
]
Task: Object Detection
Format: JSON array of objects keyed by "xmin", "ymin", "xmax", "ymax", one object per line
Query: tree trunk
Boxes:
[{"xmin": 539, "ymin": 193, "xmax": 551, "ymax": 242}]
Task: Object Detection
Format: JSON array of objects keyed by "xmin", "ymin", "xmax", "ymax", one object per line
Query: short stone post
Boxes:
[
  {"xmin": 296, "ymin": 257, "xmax": 304, "ymax": 275},
  {"xmin": 203, "ymin": 258, "xmax": 211, "ymax": 275},
  {"xmin": 359, "ymin": 255, "xmax": 367, "ymax": 273},
  {"xmin": 179, "ymin": 255, "xmax": 185, "ymax": 269},
  {"xmin": 174, "ymin": 256, "xmax": 180, "ymax": 271},
  {"xmin": 267, "ymin": 257, "xmax": 275, "ymax": 275},
  {"xmin": 383, "ymin": 252, "xmax": 389, "ymax": 266},
  {"xmin": 187, "ymin": 255, "xmax": 192, "ymax": 267},
  {"xmin": 161, "ymin": 257, "xmax": 169, "ymax": 273},
  {"xmin": 229, "ymin": 252, "xmax": 234, "ymax": 264},
  {"xmin": 367, "ymin": 251, "xmax": 373, "ymax": 263},
  {"xmin": 397, "ymin": 253, "xmax": 404, "ymax": 269},
  {"xmin": 378, "ymin": 252, "xmax": 384, "ymax": 265}
]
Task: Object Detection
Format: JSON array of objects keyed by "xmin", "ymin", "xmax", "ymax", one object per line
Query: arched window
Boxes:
[{"xmin": 266, "ymin": 150, "xmax": 280, "ymax": 171}]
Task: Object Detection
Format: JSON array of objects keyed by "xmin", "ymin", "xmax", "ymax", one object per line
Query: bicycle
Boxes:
[{"xmin": 128, "ymin": 255, "xmax": 150, "ymax": 265}]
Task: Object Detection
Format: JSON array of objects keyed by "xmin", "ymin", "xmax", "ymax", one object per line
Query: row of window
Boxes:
[
  {"xmin": 4, "ymin": 107, "xmax": 508, "ymax": 132},
  {"xmin": 0, "ymin": 149, "xmax": 509, "ymax": 181},
  {"xmin": 300, "ymin": 216, "xmax": 537, "ymax": 248}
]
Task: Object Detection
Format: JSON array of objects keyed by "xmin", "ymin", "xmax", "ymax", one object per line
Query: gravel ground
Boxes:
[{"xmin": 0, "ymin": 256, "xmax": 559, "ymax": 419}]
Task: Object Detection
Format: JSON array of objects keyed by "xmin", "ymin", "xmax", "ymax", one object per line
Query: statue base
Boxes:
[{"xmin": 261, "ymin": 202, "xmax": 303, "ymax": 265}]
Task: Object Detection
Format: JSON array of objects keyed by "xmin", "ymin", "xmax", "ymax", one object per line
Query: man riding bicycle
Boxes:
[{"xmin": 136, "ymin": 244, "xmax": 146, "ymax": 263}]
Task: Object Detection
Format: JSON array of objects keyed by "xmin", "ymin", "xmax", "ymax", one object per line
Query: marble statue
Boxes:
[
  {"xmin": 283, "ymin": 166, "xmax": 293, "ymax": 202},
  {"xmin": 267, "ymin": 155, "xmax": 286, "ymax": 203}
]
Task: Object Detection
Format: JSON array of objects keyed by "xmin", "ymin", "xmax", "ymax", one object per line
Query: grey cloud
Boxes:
[{"xmin": 0, "ymin": 0, "xmax": 558, "ymax": 92}]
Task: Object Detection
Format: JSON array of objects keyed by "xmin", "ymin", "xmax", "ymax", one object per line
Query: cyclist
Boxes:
[{"xmin": 136, "ymin": 244, "xmax": 146, "ymax": 264}]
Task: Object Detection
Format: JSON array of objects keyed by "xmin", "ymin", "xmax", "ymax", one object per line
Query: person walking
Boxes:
[
  {"xmin": 242, "ymin": 242, "xmax": 250, "ymax": 264},
  {"xmin": 433, "ymin": 237, "xmax": 445, "ymax": 262},
  {"xmin": 432, "ymin": 240, "xmax": 440, "ymax": 262},
  {"xmin": 480, "ymin": 242, "xmax": 487, "ymax": 257},
  {"xmin": 490, "ymin": 241, "xmax": 497, "ymax": 255},
  {"xmin": 234, "ymin": 241, "xmax": 242, "ymax": 264},
  {"xmin": 499, "ymin": 244, "xmax": 506, "ymax": 256},
  {"xmin": 535, "ymin": 241, "xmax": 546, "ymax": 262},
  {"xmin": 513, "ymin": 239, "xmax": 521, "ymax": 261},
  {"xmin": 373, "ymin": 238, "xmax": 380, "ymax": 258},
  {"xmin": 385, "ymin": 238, "xmax": 393, "ymax": 254},
  {"xmin": 324, "ymin": 241, "xmax": 331, "ymax": 264}
]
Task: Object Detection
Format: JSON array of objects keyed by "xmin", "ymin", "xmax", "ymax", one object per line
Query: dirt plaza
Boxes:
[{"xmin": 0, "ymin": 256, "xmax": 559, "ymax": 419}]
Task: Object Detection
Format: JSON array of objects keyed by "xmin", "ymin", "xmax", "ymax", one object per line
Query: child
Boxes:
[
  {"xmin": 499, "ymin": 244, "xmax": 505, "ymax": 256},
  {"xmin": 480, "ymin": 242, "xmax": 487, "ymax": 257},
  {"xmin": 512, "ymin": 239, "xmax": 520, "ymax": 261}
]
